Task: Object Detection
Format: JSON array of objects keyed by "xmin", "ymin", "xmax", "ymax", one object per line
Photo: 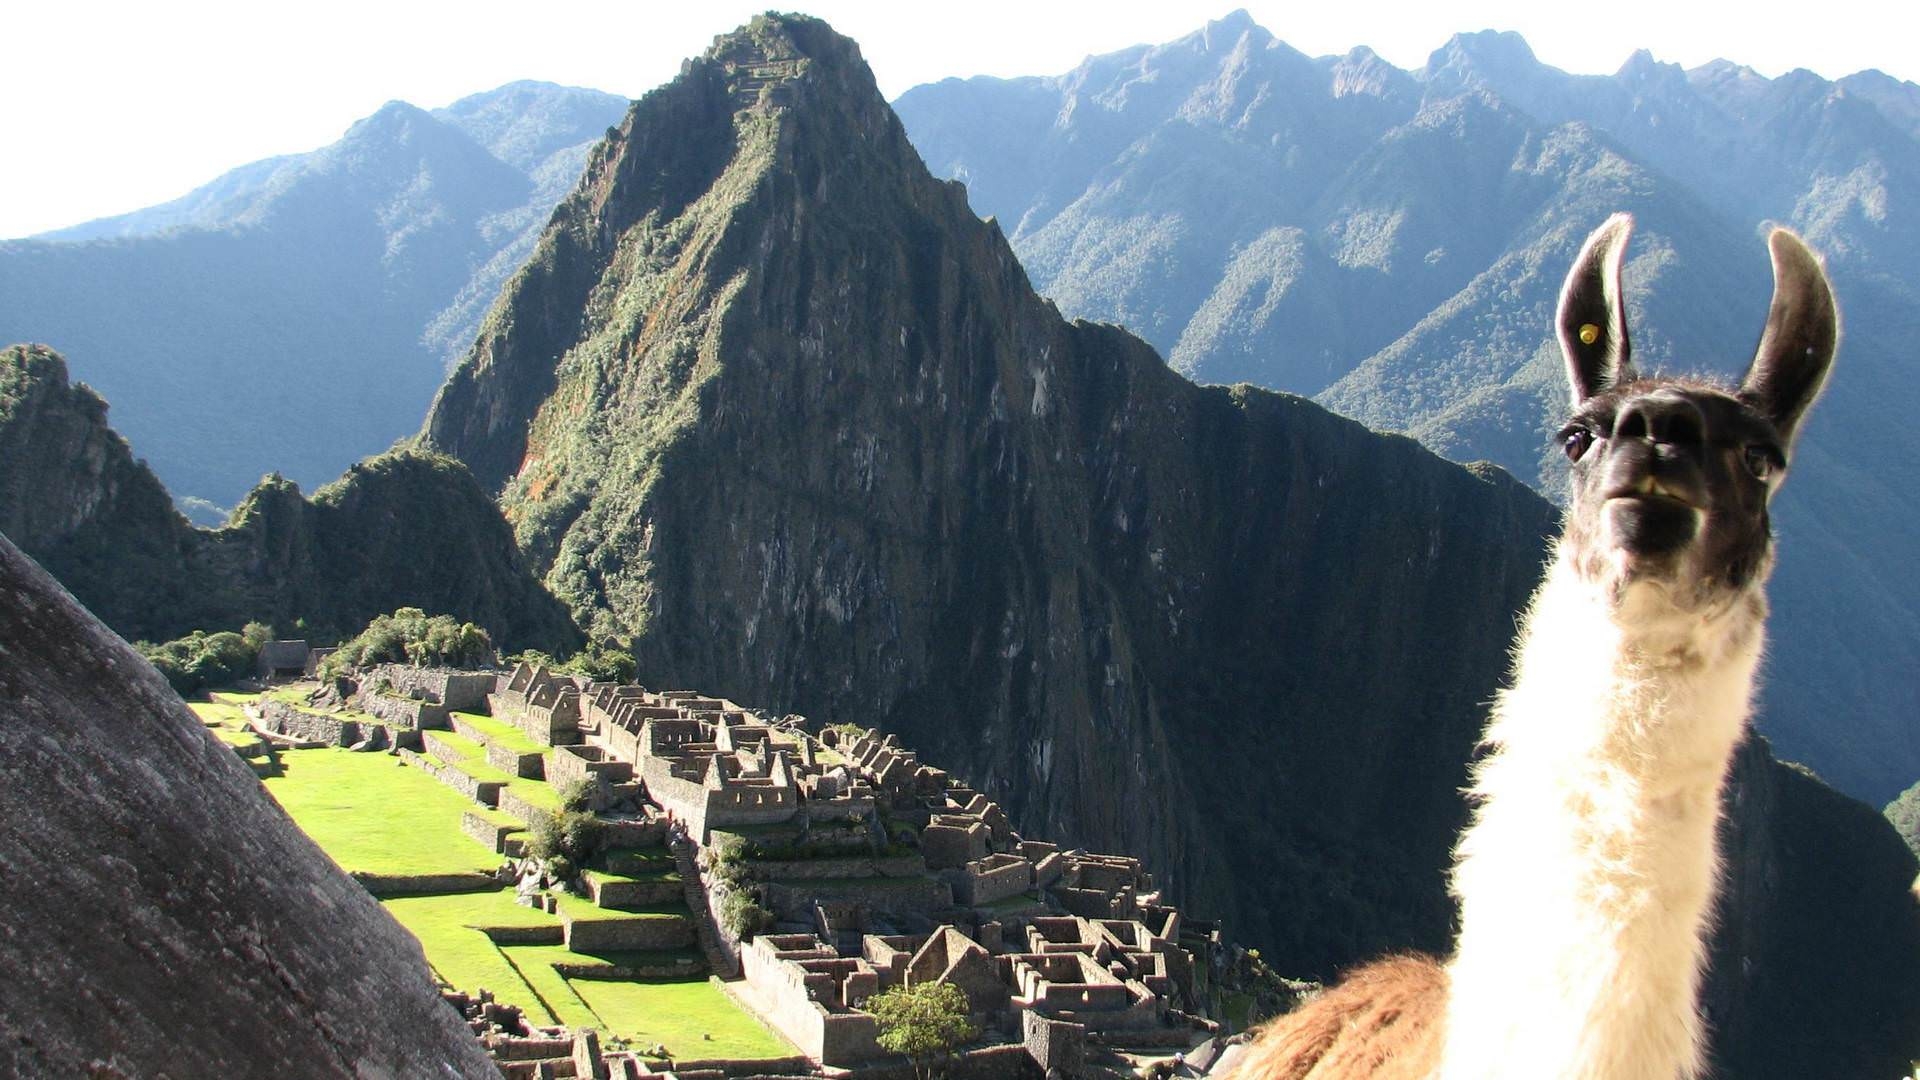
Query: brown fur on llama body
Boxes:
[{"xmin": 1231, "ymin": 214, "xmax": 1839, "ymax": 1080}]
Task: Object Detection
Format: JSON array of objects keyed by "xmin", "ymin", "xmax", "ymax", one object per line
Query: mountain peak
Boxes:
[{"xmin": 1422, "ymin": 29, "xmax": 1542, "ymax": 83}]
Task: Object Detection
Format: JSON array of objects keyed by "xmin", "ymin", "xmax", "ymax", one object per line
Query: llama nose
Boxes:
[{"xmin": 1614, "ymin": 393, "xmax": 1706, "ymax": 450}]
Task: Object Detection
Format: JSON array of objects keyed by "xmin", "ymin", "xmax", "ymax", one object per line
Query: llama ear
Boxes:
[
  {"xmin": 1557, "ymin": 213, "xmax": 1637, "ymax": 405},
  {"xmin": 1738, "ymin": 228, "xmax": 1837, "ymax": 449}
]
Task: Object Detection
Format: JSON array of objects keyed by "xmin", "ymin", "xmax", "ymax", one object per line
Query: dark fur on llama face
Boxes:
[{"xmin": 1551, "ymin": 214, "xmax": 1836, "ymax": 618}]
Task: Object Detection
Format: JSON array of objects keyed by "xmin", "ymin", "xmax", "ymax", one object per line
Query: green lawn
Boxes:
[
  {"xmin": 383, "ymin": 890, "xmax": 567, "ymax": 1025},
  {"xmin": 451, "ymin": 710, "xmax": 551, "ymax": 757},
  {"xmin": 506, "ymin": 776, "xmax": 561, "ymax": 812},
  {"xmin": 566, "ymin": 977, "xmax": 792, "ymax": 1058},
  {"xmin": 553, "ymin": 891, "xmax": 689, "ymax": 922},
  {"xmin": 260, "ymin": 748, "xmax": 499, "ymax": 876}
]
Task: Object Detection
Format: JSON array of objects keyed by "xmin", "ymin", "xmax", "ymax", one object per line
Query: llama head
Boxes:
[{"xmin": 1552, "ymin": 214, "xmax": 1837, "ymax": 615}]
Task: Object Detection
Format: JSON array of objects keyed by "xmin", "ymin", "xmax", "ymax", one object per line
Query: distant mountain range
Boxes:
[
  {"xmin": 0, "ymin": 81, "xmax": 629, "ymax": 517},
  {"xmin": 895, "ymin": 11, "xmax": 1920, "ymax": 805}
]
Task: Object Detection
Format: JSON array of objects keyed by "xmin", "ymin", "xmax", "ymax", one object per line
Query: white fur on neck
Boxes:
[{"xmin": 1440, "ymin": 547, "xmax": 1766, "ymax": 1080}]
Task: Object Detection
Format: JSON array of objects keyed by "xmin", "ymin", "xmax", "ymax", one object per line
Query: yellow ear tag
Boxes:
[{"xmin": 1578, "ymin": 323, "xmax": 1601, "ymax": 345}]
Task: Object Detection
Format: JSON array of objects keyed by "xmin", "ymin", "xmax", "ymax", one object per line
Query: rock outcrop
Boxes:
[
  {"xmin": 0, "ymin": 342, "xmax": 579, "ymax": 649},
  {"xmin": 0, "ymin": 531, "xmax": 496, "ymax": 1077},
  {"xmin": 426, "ymin": 14, "xmax": 1558, "ymax": 975},
  {"xmin": 424, "ymin": 16, "xmax": 1920, "ymax": 1070}
]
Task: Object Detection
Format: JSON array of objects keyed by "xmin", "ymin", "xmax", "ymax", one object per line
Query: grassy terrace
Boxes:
[
  {"xmin": 425, "ymin": 730, "xmax": 517, "ymax": 784},
  {"xmin": 552, "ymin": 891, "xmax": 688, "ymax": 923},
  {"xmin": 382, "ymin": 890, "xmax": 565, "ymax": 1021},
  {"xmin": 604, "ymin": 847, "xmax": 680, "ymax": 880},
  {"xmin": 381, "ymin": 893, "xmax": 779, "ymax": 1054},
  {"xmin": 451, "ymin": 710, "xmax": 551, "ymax": 757},
  {"xmin": 258, "ymin": 748, "xmax": 498, "ymax": 876},
  {"xmin": 258, "ymin": 722, "xmax": 789, "ymax": 1060},
  {"xmin": 188, "ymin": 699, "xmax": 266, "ymax": 750},
  {"xmin": 568, "ymin": 978, "xmax": 790, "ymax": 1058}
]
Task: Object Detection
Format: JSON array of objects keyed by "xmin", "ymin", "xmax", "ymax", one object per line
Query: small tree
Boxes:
[
  {"xmin": 867, "ymin": 980, "xmax": 976, "ymax": 1080},
  {"xmin": 718, "ymin": 888, "xmax": 775, "ymax": 939}
]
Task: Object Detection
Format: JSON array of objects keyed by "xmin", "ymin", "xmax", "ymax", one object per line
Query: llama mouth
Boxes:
[
  {"xmin": 1604, "ymin": 491, "xmax": 1700, "ymax": 555},
  {"xmin": 1604, "ymin": 474, "xmax": 1699, "ymax": 509}
]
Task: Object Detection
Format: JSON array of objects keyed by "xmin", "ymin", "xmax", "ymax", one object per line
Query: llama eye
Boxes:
[
  {"xmin": 1563, "ymin": 428, "xmax": 1595, "ymax": 462},
  {"xmin": 1743, "ymin": 445, "xmax": 1777, "ymax": 479}
]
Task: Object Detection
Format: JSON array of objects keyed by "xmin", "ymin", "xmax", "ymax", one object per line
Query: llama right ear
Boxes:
[
  {"xmin": 1737, "ymin": 228, "xmax": 1838, "ymax": 450},
  {"xmin": 1557, "ymin": 213, "xmax": 1636, "ymax": 405}
]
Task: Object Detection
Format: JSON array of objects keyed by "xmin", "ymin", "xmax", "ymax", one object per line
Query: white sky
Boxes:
[{"xmin": 4, "ymin": 0, "xmax": 1916, "ymax": 240}]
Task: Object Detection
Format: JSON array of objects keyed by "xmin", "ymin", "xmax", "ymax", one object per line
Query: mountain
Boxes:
[
  {"xmin": 892, "ymin": 13, "xmax": 1920, "ymax": 806},
  {"xmin": 0, "ymin": 82, "xmax": 628, "ymax": 517},
  {"xmin": 0, "ymin": 529, "xmax": 497, "ymax": 1077},
  {"xmin": 0, "ymin": 343, "xmax": 578, "ymax": 649},
  {"xmin": 423, "ymin": 16, "xmax": 1920, "ymax": 1072}
]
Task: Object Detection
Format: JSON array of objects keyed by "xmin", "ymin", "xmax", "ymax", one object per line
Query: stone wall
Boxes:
[
  {"xmin": 367, "ymin": 665, "xmax": 498, "ymax": 713},
  {"xmin": 561, "ymin": 914, "xmax": 693, "ymax": 952},
  {"xmin": 356, "ymin": 690, "xmax": 448, "ymax": 731},
  {"xmin": 398, "ymin": 747, "xmax": 502, "ymax": 807},
  {"xmin": 746, "ymin": 854, "xmax": 926, "ymax": 881},
  {"xmin": 256, "ymin": 699, "xmax": 362, "ymax": 747},
  {"xmin": 740, "ymin": 937, "xmax": 883, "ymax": 1064},
  {"xmin": 1021, "ymin": 1010, "xmax": 1086, "ymax": 1075},
  {"xmin": 462, "ymin": 810, "xmax": 521, "ymax": 853},
  {"xmin": 763, "ymin": 877, "xmax": 952, "ymax": 921},
  {"xmin": 955, "ymin": 853, "xmax": 1032, "ymax": 905}
]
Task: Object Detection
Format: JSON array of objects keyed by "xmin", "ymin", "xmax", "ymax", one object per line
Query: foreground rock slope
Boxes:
[
  {"xmin": 0, "ymin": 532, "xmax": 497, "ymax": 1077},
  {"xmin": 424, "ymin": 17, "xmax": 1920, "ymax": 1073}
]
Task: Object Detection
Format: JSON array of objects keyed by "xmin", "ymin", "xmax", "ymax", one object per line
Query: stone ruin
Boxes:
[{"xmin": 443, "ymin": 665, "xmax": 1234, "ymax": 1075}]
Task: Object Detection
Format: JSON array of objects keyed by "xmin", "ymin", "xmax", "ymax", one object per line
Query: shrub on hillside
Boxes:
[
  {"xmin": 719, "ymin": 888, "xmax": 775, "ymax": 940},
  {"xmin": 320, "ymin": 607, "xmax": 493, "ymax": 677},
  {"xmin": 526, "ymin": 807, "xmax": 605, "ymax": 879},
  {"xmin": 138, "ymin": 623, "xmax": 273, "ymax": 694},
  {"xmin": 507, "ymin": 640, "xmax": 635, "ymax": 683}
]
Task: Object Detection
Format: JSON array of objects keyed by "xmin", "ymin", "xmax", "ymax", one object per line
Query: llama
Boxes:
[{"xmin": 1230, "ymin": 213, "xmax": 1838, "ymax": 1080}]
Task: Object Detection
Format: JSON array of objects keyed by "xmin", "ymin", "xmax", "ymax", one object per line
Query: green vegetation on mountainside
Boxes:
[{"xmin": 0, "ymin": 343, "xmax": 581, "ymax": 652}]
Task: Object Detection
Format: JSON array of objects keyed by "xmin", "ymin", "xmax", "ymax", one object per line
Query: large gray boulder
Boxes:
[{"xmin": 0, "ymin": 531, "xmax": 495, "ymax": 1078}]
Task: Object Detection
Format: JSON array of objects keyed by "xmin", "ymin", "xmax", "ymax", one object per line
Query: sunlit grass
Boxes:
[{"xmin": 260, "ymin": 747, "xmax": 498, "ymax": 876}]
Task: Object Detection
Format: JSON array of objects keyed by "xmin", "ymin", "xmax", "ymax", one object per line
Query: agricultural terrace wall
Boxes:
[
  {"xmin": 356, "ymin": 691, "xmax": 448, "ymax": 730},
  {"xmin": 746, "ymin": 855, "xmax": 926, "ymax": 881},
  {"xmin": 562, "ymin": 914, "xmax": 693, "ymax": 952},
  {"xmin": 256, "ymin": 699, "xmax": 366, "ymax": 747},
  {"xmin": 762, "ymin": 877, "xmax": 952, "ymax": 921},
  {"xmin": 397, "ymin": 747, "xmax": 502, "ymax": 806}
]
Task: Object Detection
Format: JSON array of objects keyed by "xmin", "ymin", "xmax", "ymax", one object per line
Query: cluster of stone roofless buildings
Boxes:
[{"xmin": 477, "ymin": 661, "xmax": 1225, "ymax": 1074}]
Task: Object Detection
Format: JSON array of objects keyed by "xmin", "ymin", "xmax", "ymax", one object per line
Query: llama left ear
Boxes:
[
  {"xmin": 1558, "ymin": 213, "xmax": 1637, "ymax": 405},
  {"xmin": 1738, "ymin": 228, "xmax": 1838, "ymax": 450}
]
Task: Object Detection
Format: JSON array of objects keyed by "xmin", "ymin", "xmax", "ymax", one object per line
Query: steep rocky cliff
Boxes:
[
  {"xmin": 0, "ymin": 530, "xmax": 497, "ymax": 1077},
  {"xmin": 0, "ymin": 343, "xmax": 578, "ymax": 649},
  {"xmin": 424, "ymin": 17, "xmax": 1920, "ymax": 1070},
  {"xmin": 425, "ymin": 14, "xmax": 1557, "ymax": 972}
]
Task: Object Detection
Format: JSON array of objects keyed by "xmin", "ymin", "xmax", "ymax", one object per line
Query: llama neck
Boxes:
[{"xmin": 1440, "ymin": 555, "xmax": 1765, "ymax": 1080}]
